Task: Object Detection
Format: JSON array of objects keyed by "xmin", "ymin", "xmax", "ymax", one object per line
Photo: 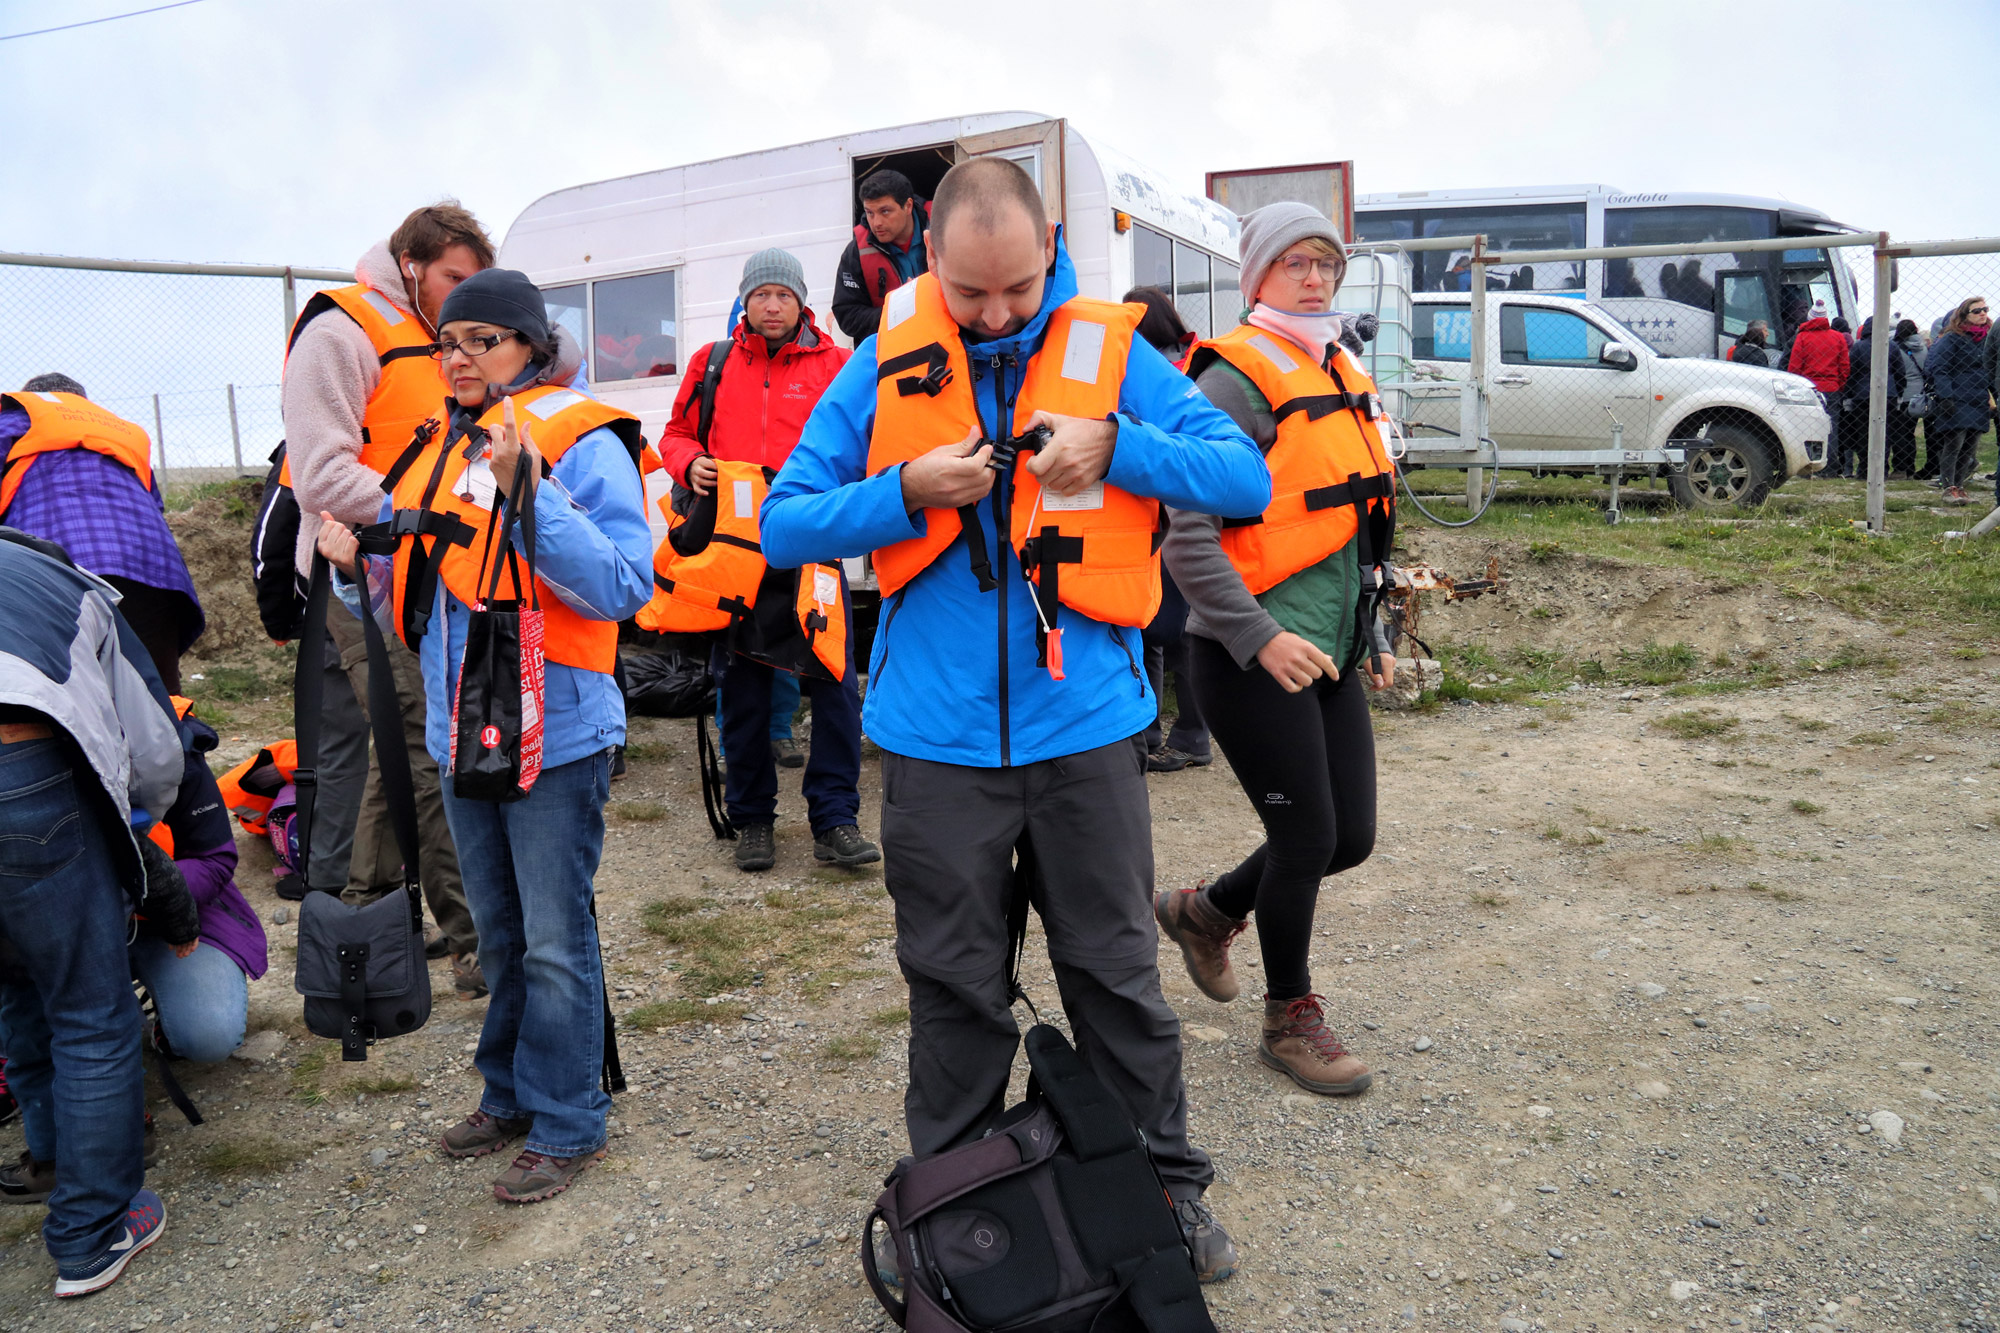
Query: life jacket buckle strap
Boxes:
[{"xmin": 876, "ymin": 343, "xmax": 955, "ymax": 398}]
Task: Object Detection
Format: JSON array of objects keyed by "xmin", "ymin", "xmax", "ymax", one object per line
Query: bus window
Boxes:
[
  {"xmin": 1718, "ymin": 271, "xmax": 1774, "ymax": 338},
  {"xmin": 1174, "ymin": 241, "xmax": 1211, "ymax": 339},
  {"xmin": 544, "ymin": 284, "xmax": 588, "ymax": 368},
  {"xmin": 591, "ymin": 271, "xmax": 678, "ymax": 381},
  {"xmin": 1133, "ymin": 224, "xmax": 1172, "ymax": 292},
  {"xmin": 1604, "ymin": 205, "xmax": 1775, "ymax": 303},
  {"xmin": 1412, "ymin": 304, "xmax": 1471, "ymax": 361},
  {"xmin": 1500, "ymin": 306, "xmax": 1608, "ymax": 368},
  {"xmin": 1356, "ymin": 204, "xmax": 1582, "ymax": 293}
]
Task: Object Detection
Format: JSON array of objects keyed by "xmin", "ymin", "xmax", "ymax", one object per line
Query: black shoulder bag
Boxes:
[{"xmin": 292, "ymin": 553, "xmax": 432, "ymax": 1061}]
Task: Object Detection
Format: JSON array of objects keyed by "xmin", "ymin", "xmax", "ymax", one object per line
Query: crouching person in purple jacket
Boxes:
[{"xmin": 129, "ymin": 701, "xmax": 269, "ymax": 1064}]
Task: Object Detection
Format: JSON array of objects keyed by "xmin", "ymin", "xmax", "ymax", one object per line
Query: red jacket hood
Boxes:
[{"xmin": 1798, "ymin": 317, "xmax": 1832, "ymax": 334}]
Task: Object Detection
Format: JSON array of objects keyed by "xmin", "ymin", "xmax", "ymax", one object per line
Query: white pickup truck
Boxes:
[{"xmin": 1403, "ymin": 292, "xmax": 1831, "ymax": 510}]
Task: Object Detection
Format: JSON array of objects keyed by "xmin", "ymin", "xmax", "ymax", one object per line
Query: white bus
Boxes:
[
  {"xmin": 498, "ymin": 111, "xmax": 1241, "ymax": 460},
  {"xmin": 1354, "ymin": 185, "xmax": 1865, "ymax": 360}
]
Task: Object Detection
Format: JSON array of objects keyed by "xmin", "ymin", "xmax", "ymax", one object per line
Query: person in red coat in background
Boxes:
[
  {"xmin": 654, "ymin": 250, "xmax": 878, "ymax": 874},
  {"xmin": 1787, "ymin": 299, "xmax": 1854, "ymax": 476}
]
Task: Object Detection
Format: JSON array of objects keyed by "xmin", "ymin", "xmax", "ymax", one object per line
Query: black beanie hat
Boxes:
[{"xmin": 437, "ymin": 268, "xmax": 550, "ymax": 345}]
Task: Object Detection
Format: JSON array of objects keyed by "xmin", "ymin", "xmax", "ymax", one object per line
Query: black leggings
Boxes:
[{"xmin": 1189, "ymin": 634, "xmax": 1377, "ymax": 1001}]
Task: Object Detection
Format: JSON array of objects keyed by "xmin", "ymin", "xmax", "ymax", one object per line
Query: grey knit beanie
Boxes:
[
  {"xmin": 1236, "ymin": 202, "xmax": 1347, "ymax": 306},
  {"xmin": 739, "ymin": 248, "xmax": 808, "ymax": 306}
]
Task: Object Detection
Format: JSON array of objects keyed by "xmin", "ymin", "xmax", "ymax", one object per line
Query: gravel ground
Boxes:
[{"xmin": 0, "ymin": 542, "xmax": 1992, "ymax": 1333}]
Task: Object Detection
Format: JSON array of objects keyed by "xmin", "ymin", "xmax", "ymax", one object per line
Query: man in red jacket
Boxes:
[
  {"xmin": 656, "ymin": 250, "xmax": 879, "ymax": 873},
  {"xmin": 1787, "ymin": 300, "xmax": 1853, "ymax": 476}
]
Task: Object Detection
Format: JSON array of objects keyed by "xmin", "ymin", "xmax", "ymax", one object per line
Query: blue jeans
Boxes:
[
  {"xmin": 720, "ymin": 652, "xmax": 863, "ymax": 835},
  {"xmin": 441, "ymin": 749, "xmax": 611, "ymax": 1158},
  {"xmin": 130, "ymin": 939, "xmax": 247, "ymax": 1063},
  {"xmin": 0, "ymin": 736, "xmax": 145, "ymax": 1265}
]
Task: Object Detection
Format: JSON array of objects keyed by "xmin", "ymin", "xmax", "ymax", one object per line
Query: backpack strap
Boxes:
[
  {"xmin": 1024, "ymin": 1025, "xmax": 1219, "ymax": 1333},
  {"xmin": 695, "ymin": 341, "xmax": 728, "ymax": 449}
]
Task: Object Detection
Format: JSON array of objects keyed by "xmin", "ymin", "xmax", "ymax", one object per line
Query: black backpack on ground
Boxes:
[
  {"xmin": 250, "ymin": 442, "xmax": 307, "ymax": 642},
  {"xmin": 864, "ymin": 1024, "xmax": 1217, "ymax": 1333}
]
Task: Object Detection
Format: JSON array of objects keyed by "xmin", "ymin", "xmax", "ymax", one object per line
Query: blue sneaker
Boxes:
[{"xmin": 54, "ymin": 1189, "xmax": 164, "ymax": 1298}]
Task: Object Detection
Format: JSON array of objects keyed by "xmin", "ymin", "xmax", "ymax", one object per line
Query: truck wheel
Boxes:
[{"xmin": 1668, "ymin": 422, "xmax": 1775, "ymax": 512}]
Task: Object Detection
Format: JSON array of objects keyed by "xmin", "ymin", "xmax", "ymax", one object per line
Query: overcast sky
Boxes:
[{"xmin": 5, "ymin": 0, "xmax": 1999, "ymax": 269}]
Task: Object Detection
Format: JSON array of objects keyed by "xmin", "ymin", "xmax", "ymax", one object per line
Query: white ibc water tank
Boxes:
[{"xmin": 1336, "ymin": 250, "xmax": 1415, "ymax": 419}]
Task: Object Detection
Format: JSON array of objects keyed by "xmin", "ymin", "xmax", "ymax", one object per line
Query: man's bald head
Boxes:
[{"xmin": 930, "ymin": 157, "xmax": 1046, "ymax": 254}]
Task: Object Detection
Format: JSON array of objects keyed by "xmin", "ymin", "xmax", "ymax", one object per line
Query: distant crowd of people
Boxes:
[{"xmin": 1733, "ymin": 294, "xmax": 1997, "ymax": 500}]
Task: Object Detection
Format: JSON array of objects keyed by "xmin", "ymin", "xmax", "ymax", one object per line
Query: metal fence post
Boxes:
[
  {"xmin": 1466, "ymin": 234, "xmax": 1489, "ymax": 509},
  {"xmin": 152, "ymin": 393, "xmax": 166, "ymax": 477},
  {"xmin": 227, "ymin": 383, "xmax": 243, "ymax": 474},
  {"xmin": 1866, "ymin": 234, "xmax": 1893, "ymax": 533}
]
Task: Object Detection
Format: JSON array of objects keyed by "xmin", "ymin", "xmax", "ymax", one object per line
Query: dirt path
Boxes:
[{"xmin": 1, "ymin": 537, "xmax": 1992, "ymax": 1333}]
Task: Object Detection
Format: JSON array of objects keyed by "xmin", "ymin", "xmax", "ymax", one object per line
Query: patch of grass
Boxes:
[
  {"xmin": 1845, "ymin": 731, "xmax": 1893, "ymax": 746},
  {"xmin": 345, "ymin": 1073, "xmax": 417, "ymax": 1095},
  {"xmin": 204, "ymin": 666, "xmax": 266, "ymax": 701},
  {"xmin": 800, "ymin": 966, "xmax": 878, "ymax": 1003},
  {"xmin": 1525, "ymin": 539, "xmax": 1563, "ymax": 561},
  {"xmin": 1790, "ymin": 799, "xmax": 1824, "ymax": 815},
  {"xmin": 0, "ymin": 1212, "xmax": 42, "ymax": 1245},
  {"xmin": 641, "ymin": 892, "xmax": 885, "ymax": 1000},
  {"xmin": 289, "ymin": 1046, "xmax": 331, "ymax": 1106},
  {"xmin": 1744, "ymin": 881, "xmax": 1803, "ymax": 903},
  {"xmin": 870, "ymin": 1006, "xmax": 910, "ymax": 1028},
  {"xmin": 819, "ymin": 1034, "xmax": 881, "ymax": 1069},
  {"xmin": 1666, "ymin": 678, "xmax": 1758, "ymax": 698},
  {"xmin": 611, "ymin": 800, "xmax": 667, "ymax": 822},
  {"xmin": 1469, "ymin": 888, "xmax": 1513, "ymax": 908},
  {"xmin": 1655, "ymin": 709, "xmax": 1740, "ymax": 740},
  {"xmin": 1694, "ymin": 831, "xmax": 1755, "ymax": 861},
  {"xmin": 1620, "ymin": 640, "xmax": 1698, "ymax": 685},
  {"xmin": 1783, "ymin": 713, "xmax": 1831, "ymax": 733},
  {"xmin": 164, "ymin": 476, "xmax": 261, "ymax": 517},
  {"xmin": 621, "ymin": 740, "xmax": 672, "ymax": 762},
  {"xmin": 1927, "ymin": 701, "xmax": 2000, "ymax": 731},
  {"xmin": 626, "ymin": 999, "xmax": 745, "ymax": 1029},
  {"xmin": 1950, "ymin": 646, "xmax": 1986, "ymax": 660},
  {"xmin": 1540, "ymin": 825, "xmax": 1564, "ymax": 841},
  {"xmin": 202, "ymin": 1134, "xmax": 308, "ymax": 1175}
]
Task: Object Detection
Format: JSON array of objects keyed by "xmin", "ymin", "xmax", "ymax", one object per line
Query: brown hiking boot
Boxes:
[
  {"xmin": 0, "ymin": 1151, "xmax": 54, "ymax": 1205},
  {"xmin": 451, "ymin": 952, "xmax": 488, "ymax": 1001},
  {"xmin": 440, "ymin": 1110, "xmax": 531, "ymax": 1160},
  {"xmin": 1259, "ymin": 994, "xmax": 1372, "ymax": 1096},
  {"xmin": 492, "ymin": 1147, "xmax": 604, "ymax": 1203},
  {"xmin": 1153, "ymin": 883, "xmax": 1247, "ymax": 1002}
]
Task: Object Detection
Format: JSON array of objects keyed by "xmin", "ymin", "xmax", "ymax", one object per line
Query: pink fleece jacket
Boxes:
[{"xmin": 280, "ymin": 242, "xmax": 434, "ymax": 576}]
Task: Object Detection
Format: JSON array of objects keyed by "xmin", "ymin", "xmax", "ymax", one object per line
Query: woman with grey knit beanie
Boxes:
[{"xmin": 1154, "ymin": 201, "xmax": 1396, "ymax": 1101}]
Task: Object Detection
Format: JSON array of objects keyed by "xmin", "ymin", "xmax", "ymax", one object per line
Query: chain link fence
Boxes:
[
  {"xmin": 1355, "ymin": 232, "xmax": 2000, "ymax": 530},
  {"xmin": 0, "ymin": 253, "xmax": 353, "ymax": 479}
]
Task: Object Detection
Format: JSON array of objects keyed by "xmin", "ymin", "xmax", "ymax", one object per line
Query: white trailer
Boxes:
[{"xmin": 498, "ymin": 111, "xmax": 1242, "ymax": 480}]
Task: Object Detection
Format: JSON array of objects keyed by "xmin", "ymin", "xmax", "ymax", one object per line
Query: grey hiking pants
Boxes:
[{"xmin": 881, "ymin": 736, "xmax": 1213, "ymax": 1199}]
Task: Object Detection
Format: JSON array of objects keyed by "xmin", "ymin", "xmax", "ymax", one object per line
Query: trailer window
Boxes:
[
  {"xmin": 591, "ymin": 271, "xmax": 679, "ymax": 381},
  {"xmin": 1133, "ymin": 225, "xmax": 1172, "ymax": 292},
  {"xmin": 544, "ymin": 285, "xmax": 588, "ymax": 363},
  {"xmin": 1174, "ymin": 242, "xmax": 1210, "ymax": 339}
]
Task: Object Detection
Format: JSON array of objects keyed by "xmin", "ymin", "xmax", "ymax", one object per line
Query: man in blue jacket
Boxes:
[{"xmin": 763, "ymin": 158, "xmax": 1269, "ymax": 1283}]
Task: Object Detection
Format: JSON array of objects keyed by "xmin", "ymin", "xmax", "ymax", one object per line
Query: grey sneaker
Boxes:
[
  {"xmin": 736, "ymin": 821, "xmax": 776, "ymax": 872},
  {"xmin": 772, "ymin": 737, "xmax": 804, "ymax": 769},
  {"xmin": 813, "ymin": 824, "xmax": 881, "ymax": 867},
  {"xmin": 452, "ymin": 952, "xmax": 489, "ymax": 1001},
  {"xmin": 1175, "ymin": 1196, "xmax": 1238, "ymax": 1284},
  {"xmin": 440, "ymin": 1110, "xmax": 531, "ymax": 1160},
  {"xmin": 492, "ymin": 1147, "xmax": 604, "ymax": 1204}
]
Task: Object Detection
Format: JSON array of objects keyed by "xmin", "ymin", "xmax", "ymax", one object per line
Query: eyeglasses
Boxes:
[
  {"xmin": 1277, "ymin": 255, "xmax": 1345, "ymax": 283},
  {"xmin": 430, "ymin": 333, "xmax": 516, "ymax": 361}
]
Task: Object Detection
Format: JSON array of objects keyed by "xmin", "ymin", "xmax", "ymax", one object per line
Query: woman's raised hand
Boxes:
[{"xmin": 490, "ymin": 395, "xmax": 543, "ymax": 499}]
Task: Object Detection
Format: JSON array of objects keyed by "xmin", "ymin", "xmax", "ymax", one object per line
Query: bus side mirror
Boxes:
[{"xmin": 1600, "ymin": 342, "xmax": 1637, "ymax": 370}]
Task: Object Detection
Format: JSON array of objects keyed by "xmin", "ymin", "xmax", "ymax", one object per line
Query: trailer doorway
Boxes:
[{"xmin": 849, "ymin": 143, "xmax": 954, "ymax": 226}]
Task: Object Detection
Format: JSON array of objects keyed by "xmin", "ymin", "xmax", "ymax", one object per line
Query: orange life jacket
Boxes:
[
  {"xmin": 280, "ymin": 282, "xmax": 446, "ymax": 485},
  {"xmin": 217, "ymin": 738, "xmax": 298, "ymax": 838},
  {"xmin": 0, "ymin": 392, "xmax": 155, "ymax": 516},
  {"xmin": 375, "ymin": 386, "xmax": 644, "ymax": 674},
  {"xmin": 635, "ymin": 459, "xmax": 849, "ymax": 680},
  {"xmin": 146, "ymin": 695, "xmax": 197, "ymax": 856},
  {"xmin": 867, "ymin": 275, "xmax": 1162, "ymax": 632},
  {"xmin": 1191, "ymin": 324, "xmax": 1397, "ymax": 597}
]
